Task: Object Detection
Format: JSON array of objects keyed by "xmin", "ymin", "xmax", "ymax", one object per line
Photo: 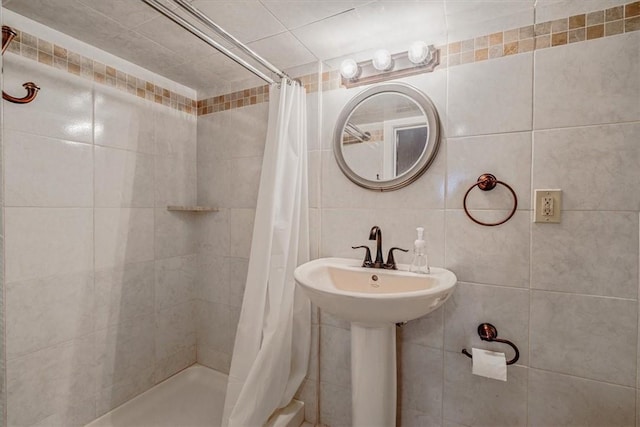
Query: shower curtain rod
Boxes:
[
  {"xmin": 142, "ymin": 0, "xmax": 287, "ymax": 84},
  {"xmin": 171, "ymin": 0, "xmax": 289, "ymax": 80}
]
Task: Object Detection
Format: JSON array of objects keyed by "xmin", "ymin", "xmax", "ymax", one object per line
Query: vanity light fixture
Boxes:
[
  {"xmin": 407, "ymin": 41, "xmax": 432, "ymax": 65},
  {"xmin": 372, "ymin": 49, "xmax": 393, "ymax": 71},
  {"xmin": 340, "ymin": 58, "xmax": 361, "ymax": 80},
  {"xmin": 340, "ymin": 43, "xmax": 439, "ymax": 89}
]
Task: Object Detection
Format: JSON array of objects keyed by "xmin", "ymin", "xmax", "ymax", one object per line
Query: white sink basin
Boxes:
[{"xmin": 294, "ymin": 257, "xmax": 457, "ymax": 324}]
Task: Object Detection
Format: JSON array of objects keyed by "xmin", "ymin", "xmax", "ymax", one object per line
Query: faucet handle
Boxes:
[
  {"xmin": 352, "ymin": 245, "xmax": 373, "ymax": 267},
  {"xmin": 384, "ymin": 247, "xmax": 409, "ymax": 270}
]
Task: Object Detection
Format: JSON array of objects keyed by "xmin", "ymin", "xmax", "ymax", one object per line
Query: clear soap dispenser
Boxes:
[{"xmin": 410, "ymin": 227, "xmax": 430, "ymax": 274}]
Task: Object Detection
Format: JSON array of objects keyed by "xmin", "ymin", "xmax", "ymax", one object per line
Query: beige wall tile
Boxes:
[
  {"xmin": 401, "ymin": 306, "xmax": 444, "ymax": 350},
  {"xmin": 532, "ymin": 122, "xmax": 640, "ymax": 210},
  {"xmin": 94, "ymin": 88, "xmax": 156, "ymax": 154},
  {"xmin": 534, "ymin": 32, "xmax": 640, "ymax": 129},
  {"xmin": 94, "ymin": 261, "xmax": 155, "ymax": 330},
  {"xmin": 447, "ymin": 54, "xmax": 533, "ymax": 137},
  {"xmin": 320, "ymin": 325, "xmax": 350, "ymax": 388},
  {"xmin": 6, "ymin": 272, "xmax": 94, "ymax": 360},
  {"xmin": 228, "ymin": 156, "xmax": 262, "ymax": 209},
  {"xmin": 7, "ymin": 335, "xmax": 96, "ymax": 426},
  {"xmin": 94, "ymin": 313, "xmax": 155, "ymax": 391},
  {"xmin": 530, "ymin": 291, "xmax": 637, "ymax": 386},
  {"xmin": 5, "ymin": 207, "xmax": 93, "ymax": 282},
  {"xmin": 445, "ymin": 210, "xmax": 530, "ymax": 288},
  {"xmin": 155, "ymin": 255, "xmax": 197, "ymax": 310},
  {"xmin": 528, "ymin": 369, "xmax": 635, "ymax": 427},
  {"xmin": 443, "ymin": 351, "xmax": 527, "ymax": 426},
  {"xmin": 400, "ymin": 343, "xmax": 443, "ymax": 417},
  {"xmin": 319, "ymin": 381, "xmax": 351, "ymax": 427},
  {"xmin": 95, "ymin": 208, "xmax": 155, "ymax": 269},
  {"xmin": 155, "ymin": 208, "xmax": 199, "ymax": 259},
  {"xmin": 95, "ymin": 146, "xmax": 155, "ymax": 208},
  {"xmin": 155, "ymin": 301, "xmax": 196, "ymax": 361},
  {"xmin": 229, "ymin": 208, "xmax": 256, "ymax": 258},
  {"xmin": 4, "ymin": 130, "xmax": 93, "ymax": 207},
  {"xmin": 531, "ymin": 211, "xmax": 638, "ymax": 298}
]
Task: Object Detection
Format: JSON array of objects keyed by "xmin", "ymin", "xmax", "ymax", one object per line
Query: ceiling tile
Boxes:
[
  {"xmin": 246, "ymin": 31, "xmax": 317, "ymax": 70},
  {"xmin": 104, "ymin": 29, "xmax": 187, "ymax": 76},
  {"xmin": 194, "ymin": 51, "xmax": 262, "ymax": 82},
  {"xmin": 161, "ymin": 60, "xmax": 222, "ymax": 91},
  {"xmin": 292, "ymin": 1, "xmax": 447, "ymax": 61},
  {"xmin": 77, "ymin": 0, "xmax": 177, "ymax": 29},
  {"xmin": 260, "ymin": 0, "xmax": 374, "ymax": 29},
  {"xmin": 132, "ymin": 14, "xmax": 227, "ymax": 63},
  {"xmin": 190, "ymin": 0, "xmax": 287, "ymax": 43},
  {"xmin": 4, "ymin": 0, "xmax": 130, "ymax": 50}
]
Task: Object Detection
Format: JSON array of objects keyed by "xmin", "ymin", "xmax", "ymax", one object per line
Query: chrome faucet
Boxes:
[{"xmin": 352, "ymin": 226, "xmax": 408, "ymax": 270}]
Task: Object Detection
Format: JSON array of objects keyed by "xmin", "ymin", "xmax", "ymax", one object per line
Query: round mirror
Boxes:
[{"xmin": 333, "ymin": 83, "xmax": 441, "ymax": 191}]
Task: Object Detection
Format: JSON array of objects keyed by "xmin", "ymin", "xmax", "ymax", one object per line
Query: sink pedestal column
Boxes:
[{"xmin": 351, "ymin": 323, "xmax": 396, "ymax": 427}]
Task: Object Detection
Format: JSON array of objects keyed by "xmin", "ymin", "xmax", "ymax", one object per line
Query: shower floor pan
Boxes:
[{"xmin": 85, "ymin": 364, "xmax": 304, "ymax": 427}]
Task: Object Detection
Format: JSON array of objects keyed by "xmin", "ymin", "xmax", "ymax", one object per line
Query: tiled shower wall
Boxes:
[
  {"xmin": 2, "ymin": 50, "xmax": 198, "ymax": 426},
  {"xmin": 195, "ymin": 101, "xmax": 270, "ymax": 372},
  {"xmin": 317, "ymin": 11, "xmax": 640, "ymax": 427},
  {"xmin": 195, "ymin": 86, "xmax": 322, "ymax": 422}
]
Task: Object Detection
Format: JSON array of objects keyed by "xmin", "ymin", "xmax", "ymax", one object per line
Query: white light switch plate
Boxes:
[{"xmin": 534, "ymin": 189, "xmax": 562, "ymax": 223}]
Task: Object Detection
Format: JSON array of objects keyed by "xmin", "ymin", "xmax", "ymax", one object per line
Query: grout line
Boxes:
[
  {"xmin": 526, "ymin": 6, "xmax": 537, "ymax": 424},
  {"xmin": 525, "ymin": 364, "xmax": 637, "ymax": 389}
]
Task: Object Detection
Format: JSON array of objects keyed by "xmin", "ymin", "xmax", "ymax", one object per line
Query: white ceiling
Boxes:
[{"xmin": 2, "ymin": 0, "xmax": 548, "ymax": 94}]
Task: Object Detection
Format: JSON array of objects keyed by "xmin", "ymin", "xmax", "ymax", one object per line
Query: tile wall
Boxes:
[
  {"xmin": 2, "ymin": 51, "xmax": 198, "ymax": 425},
  {"xmin": 315, "ymin": 9, "xmax": 640, "ymax": 427},
  {"xmin": 195, "ymin": 101, "xmax": 268, "ymax": 372}
]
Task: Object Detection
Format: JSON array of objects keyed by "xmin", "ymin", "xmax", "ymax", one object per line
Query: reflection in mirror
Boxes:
[
  {"xmin": 342, "ymin": 92, "xmax": 428, "ymax": 181},
  {"xmin": 334, "ymin": 83, "xmax": 441, "ymax": 191}
]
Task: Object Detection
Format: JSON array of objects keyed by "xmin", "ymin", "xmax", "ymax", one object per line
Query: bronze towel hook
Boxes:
[
  {"xmin": 2, "ymin": 26, "xmax": 40, "ymax": 104},
  {"xmin": 462, "ymin": 323, "xmax": 520, "ymax": 365},
  {"xmin": 463, "ymin": 173, "xmax": 517, "ymax": 227}
]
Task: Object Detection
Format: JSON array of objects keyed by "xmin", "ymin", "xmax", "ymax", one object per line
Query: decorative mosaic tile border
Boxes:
[
  {"xmin": 440, "ymin": 0, "xmax": 640, "ymax": 67},
  {"xmin": 196, "ymin": 85, "xmax": 270, "ymax": 116},
  {"xmin": 5, "ymin": 28, "xmax": 198, "ymax": 115},
  {"xmin": 196, "ymin": 72, "xmax": 322, "ymax": 116}
]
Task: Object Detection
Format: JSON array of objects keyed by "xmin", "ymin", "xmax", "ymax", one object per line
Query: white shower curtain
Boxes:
[{"xmin": 222, "ymin": 80, "xmax": 311, "ymax": 427}]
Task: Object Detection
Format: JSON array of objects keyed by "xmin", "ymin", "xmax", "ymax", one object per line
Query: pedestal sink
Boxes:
[{"xmin": 294, "ymin": 257, "xmax": 457, "ymax": 427}]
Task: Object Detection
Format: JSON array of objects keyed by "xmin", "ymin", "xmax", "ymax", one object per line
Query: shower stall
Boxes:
[{"xmin": 0, "ymin": 1, "xmax": 315, "ymax": 426}]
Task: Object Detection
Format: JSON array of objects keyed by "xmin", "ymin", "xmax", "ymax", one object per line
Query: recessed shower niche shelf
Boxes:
[{"xmin": 166, "ymin": 205, "xmax": 220, "ymax": 213}]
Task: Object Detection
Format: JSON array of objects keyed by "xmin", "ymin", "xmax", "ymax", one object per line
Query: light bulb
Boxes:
[
  {"xmin": 340, "ymin": 58, "xmax": 360, "ymax": 80},
  {"xmin": 408, "ymin": 41, "xmax": 431, "ymax": 64},
  {"xmin": 372, "ymin": 49, "xmax": 393, "ymax": 71}
]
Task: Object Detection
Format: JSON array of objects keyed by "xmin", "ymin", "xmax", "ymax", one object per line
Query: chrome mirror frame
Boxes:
[{"xmin": 333, "ymin": 82, "xmax": 441, "ymax": 191}]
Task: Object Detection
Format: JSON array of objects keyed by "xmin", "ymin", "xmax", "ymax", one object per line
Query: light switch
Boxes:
[{"xmin": 534, "ymin": 189, "xmax": 562, "ymax": 223}]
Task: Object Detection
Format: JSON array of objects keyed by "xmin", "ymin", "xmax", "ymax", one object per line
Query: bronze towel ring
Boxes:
[
  {"xmin": 2, "ymin": 26, "xmax": 41, "ymax": 104},
  {"xmin": 463, "ymin": 173, "xmax": 517, "ymax": 227}
]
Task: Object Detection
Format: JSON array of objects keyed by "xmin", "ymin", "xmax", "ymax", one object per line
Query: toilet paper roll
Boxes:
[{"xmin": 472, "ymin": 348, "xmax": 507, "ymax": 381}]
